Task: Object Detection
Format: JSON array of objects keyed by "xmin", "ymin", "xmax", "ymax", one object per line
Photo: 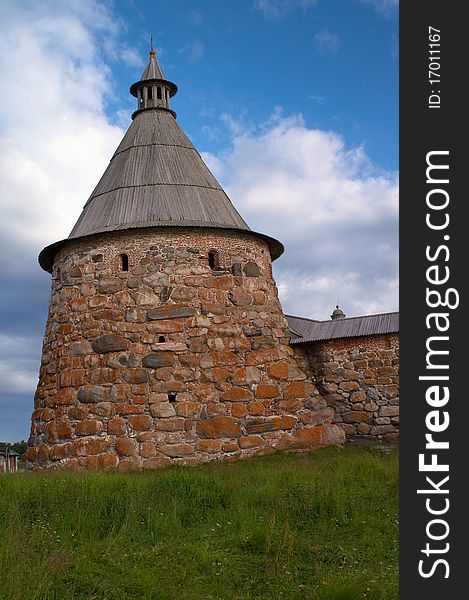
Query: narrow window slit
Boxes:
[
  {"xmin": 208, "ymin": 250, "xmax": 219, "ymax": 270},
  {"xmin": 158, "ymin": 335, "xmax": 166, "ymax": 343},
  {"xmin": 157, "ymin": 86, "xmax": 162, "ymax": 99},
  {"xmin": 120, "ymin": 254, "xmax": 129, "ymax": 271},
  {"xmin": 168, "ymin": 393, "xmax": 177, "ymax": 403},
  {"xmin": 147, "ymin": 86, "xmax": 153, "ymax": 100}
]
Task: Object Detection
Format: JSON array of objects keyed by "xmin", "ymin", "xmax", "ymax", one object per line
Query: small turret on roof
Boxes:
[
  {"xmin": 330, "ymin": 304, "xmax": 346, "ymax": 320},
  {"xmin": 129, "ymin": 46, "xmax": 178, "ymax": 115}
]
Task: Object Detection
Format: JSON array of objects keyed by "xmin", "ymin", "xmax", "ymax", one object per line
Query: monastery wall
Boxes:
[{"xmin": 293, "ymin": 333, "xmax": 399, "ymax": 442}]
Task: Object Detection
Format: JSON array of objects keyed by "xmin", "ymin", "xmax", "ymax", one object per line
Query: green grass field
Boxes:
[{"xmin": 0, "ymin": 446, "xmax": 398, "ymax": 600}]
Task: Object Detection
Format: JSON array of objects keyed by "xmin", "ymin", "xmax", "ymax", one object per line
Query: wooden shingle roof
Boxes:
[
  {"xmin": 286, "ymin": 311, "xmax": 399, "ymax": 343},
  {"xmin": 38, "ymin": 50, "xmax": 284, "ymax": 272},
  {"xmin": 140, "ymin": 51, "xmax": 165, "ymax": 81},
  {"xmin": 69, "ymin": 109, "xmax": 251, "ymax": 238}
]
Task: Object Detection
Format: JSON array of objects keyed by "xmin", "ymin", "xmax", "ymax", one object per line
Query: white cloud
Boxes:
[
  {"xmin": 309, "ymin": 95, "xmax": 326, "ymax": 104},
  {"xmin": 178, "ymin": 41, "xmax": 204, "ymax": 63},
  {"xmin": 254, "ymin": 0, "xmax": 318, "ymax": 19},
  {"xmin": 203, "ymin": 111, "xmax": 398, "ymax": 320},
  {"xmin": 0, "ymin": 335, "xmax": 39, "ymax": 395},
  {"xmin": 188, "ymin": 10, "xmax": 203, "ymax": 25},
  {"xmin": 0, "ymin": 0, "xmax": 127, "ymax": 437},
  {"xmin": 0, "ymin": 0, "xmax": 125, "ymax": 251},
  {"xmin": 314, "ymin": 30, "xmax": 340, "ymax": 55},
  {"xmin": 359, "ymin": 0, "xmax": 399, "ymax": 17}
]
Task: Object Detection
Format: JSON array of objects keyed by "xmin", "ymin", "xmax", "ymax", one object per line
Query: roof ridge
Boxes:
[
  {"xmin": 112, "ymin": 141, "xmax": 195, "ymax": 160},
  {"xmin": 286, "ymin": 311, "xmax": 399, "ymax": 323}
]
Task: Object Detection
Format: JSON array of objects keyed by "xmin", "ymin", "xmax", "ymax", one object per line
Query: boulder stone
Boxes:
[
  {"xmin": 246, "ymin": 415, "xmax": 297, "ymax": 434},
  {"xmin": 276, "ymin": 425, "xmax": 345, "ymax": 450},
  {"xmin": 158, "ymin": 444, "xmax": 194, "ymax": 458},
  {"xmin": 77, "ymin": 386, "xmax": 107, "ymax": 404},
  {"xmin": 97, "ymin": 278, "xmax": 123, "ymax": 294},
  {"xmin": 92, "ymin": 334, "xmax": 128, "ymax": 354},
  {"xmin": 147, "ymin": 304, "xmax": 196, "ymax": 320},
  {"xmin": 142, "ymin": 353, "xmax": 175, "ymax": 368},
  {"xmin": 196, "ymin": 416, "xmax": 242, "ymax": 438},
  {"xmin": 243, "ymin": 261, "xmax": 261, "ymax": 277}
]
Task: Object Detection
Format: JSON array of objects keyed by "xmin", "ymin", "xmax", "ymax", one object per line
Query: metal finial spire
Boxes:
[{"xmin": 149, "ymin": 35, "xmax": 155, "ymax": 58}]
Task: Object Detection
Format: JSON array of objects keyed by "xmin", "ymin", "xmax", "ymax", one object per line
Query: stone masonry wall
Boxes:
[
  {"xmin": 293, "ymin": 333, "xmax": 399, "ymax": 442},
  {"xmin": 28, "ymin": 227, "xmax": 344, "ymax": 470}
]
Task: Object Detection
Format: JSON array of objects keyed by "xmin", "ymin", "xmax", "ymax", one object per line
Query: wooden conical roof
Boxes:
[
  {"xmin": 68, "ymin": 109, "xmax": 251, "ymax": 238},
  {"xmin": 38, "ymin": 50, "xmax": 284, "ymax": 272}
]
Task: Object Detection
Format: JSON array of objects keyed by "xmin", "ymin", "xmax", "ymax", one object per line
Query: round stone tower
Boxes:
[{"xmin": 27, "ymin": 48, "xmax": 344, "ymax": 470}]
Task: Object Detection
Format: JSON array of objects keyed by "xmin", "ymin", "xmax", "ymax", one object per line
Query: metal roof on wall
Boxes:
[{"xmin": 286, "ymin": 312, "xmax": 399, "ymax": 343}]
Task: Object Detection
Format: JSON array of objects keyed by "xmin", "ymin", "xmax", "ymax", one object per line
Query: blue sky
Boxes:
[{"xmin": 0, "ymin": 0, "xmax": 398, "ymax": 442}]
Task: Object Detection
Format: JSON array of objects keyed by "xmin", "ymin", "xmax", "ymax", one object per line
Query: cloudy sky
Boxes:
[{"xmin": 0, "ymin": 0, "xmax": 398, "ymax": 442}]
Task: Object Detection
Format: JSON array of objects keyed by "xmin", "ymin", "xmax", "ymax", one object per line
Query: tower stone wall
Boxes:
[{"xmin": 27, "ymin": 228, "xmax": 344, "ymax": 470}]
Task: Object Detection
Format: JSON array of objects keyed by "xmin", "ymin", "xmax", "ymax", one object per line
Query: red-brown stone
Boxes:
[
  {"xmin": 56, "ymin": 420, "xmax": 73, "ymax": 438},
  {"xmin": 220, "ymin": 387, "xmax": 253, "ymax": 402},
  {"xmin": 108, "ymin": 418, "xmax": 127, "ymax": 436},
  {"xmin": 196, "ymin": 439, "xmax": 223, "ymax": 453},
  {"xmin": 246, "ymin": 415, "xmax": 297, "ymax": 434},
  {"xmin": 124, "ymin": 368, "xmax": 149, "ymax": 384},
  {"xmin": 128, "ymin": 415, "xmax": 153, "ymax": 431},
  {"xmin": 255, "ymin": 384, "xmax": 279, "ymax": 398},
  {"xmin": 230, "ymin": 403, "xmax": 248, "ymax": 418},
  {"xmin": 196, "ymin": 416, "xmax": 242, "ymax": 438},
  {"xmin": 154, "ymin": 417, "xmax": 185, "ymax": 431},
  {"xmin": 115, "ymin": 437, "xmax": 138, "ymax": 456},
  {"xmin": 248, "ymin": 401, "xmax": 265, "ymax": 416},
  {"xmin": 267, "ymin": 362, "xmax": 290, "ymax": 379},
  {"xmin": 176, "ymin": 402, "xmax": 202, "ymax": 417},
  {"xmin": 117, "ymin": 403, "xmax": 144, "ymax": 415},
  {"xmin": 342, "ymin": 411, "xmax": 372, "ymax": 424},
  {"xmin": 49, "ymin": 443, "xmax": 72, "ymax": 461},
  {"xmin": 158, "ymin": 444, "xmax": 194, "ymax": 457},
  {"xmin": 76, "ymin": 420, "xmax": 100, "ymax": 435},
  {"xmin": 98, "ymin": 453, "xmax": 118, "ymax": 470},
  {"xmin": 139, "ymin": 442, "xmax": 157, "ymax": 458},
  {"xmin": 142, "ymin": 456, "xmax": 172, "ymax": 469},
  {"xmin": 210, "ymin": 350, "xmax": 239, "ymax": 366},
  {"xmin": 239, "ymin": 435, "xmax": 265, "ymax": 449},
  {"xmin": 74, "ymin": 437, "xmax": 111, "ymax": 456},
  {"xmin": 276, "ymin": 425, "xmax": 345, "ymax": 450},
  {"xmin": 283, "ymin": 382, "xmax": 308, "ymax": 399}
]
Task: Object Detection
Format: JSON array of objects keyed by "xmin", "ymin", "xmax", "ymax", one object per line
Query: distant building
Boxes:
[{"xmin": 0, "ymin": 448, "xmax": 20, "ymax": 473}]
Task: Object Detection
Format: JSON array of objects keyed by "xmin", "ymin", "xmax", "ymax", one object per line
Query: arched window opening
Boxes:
[
  {"xmin": 158, "ymin": 335, "xmax": 166, "ymax": 343},
  {"xmin": 168, "ymin": 393, "xmax": 177, "ymax": 403},
  {"xmin": 147, "ymin": 86, "xmax": 153, "ymax": 100},
  {"xmin": 120, "ymin": 254, "xmax": 129, "ymax": 272},
  {"xmin": 157, "ymin": 86, "xmax": 162, "ymax": 100},
  {"xmin": 208, "ymin": 250, "xmax": 219, "ymax": 270}
]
